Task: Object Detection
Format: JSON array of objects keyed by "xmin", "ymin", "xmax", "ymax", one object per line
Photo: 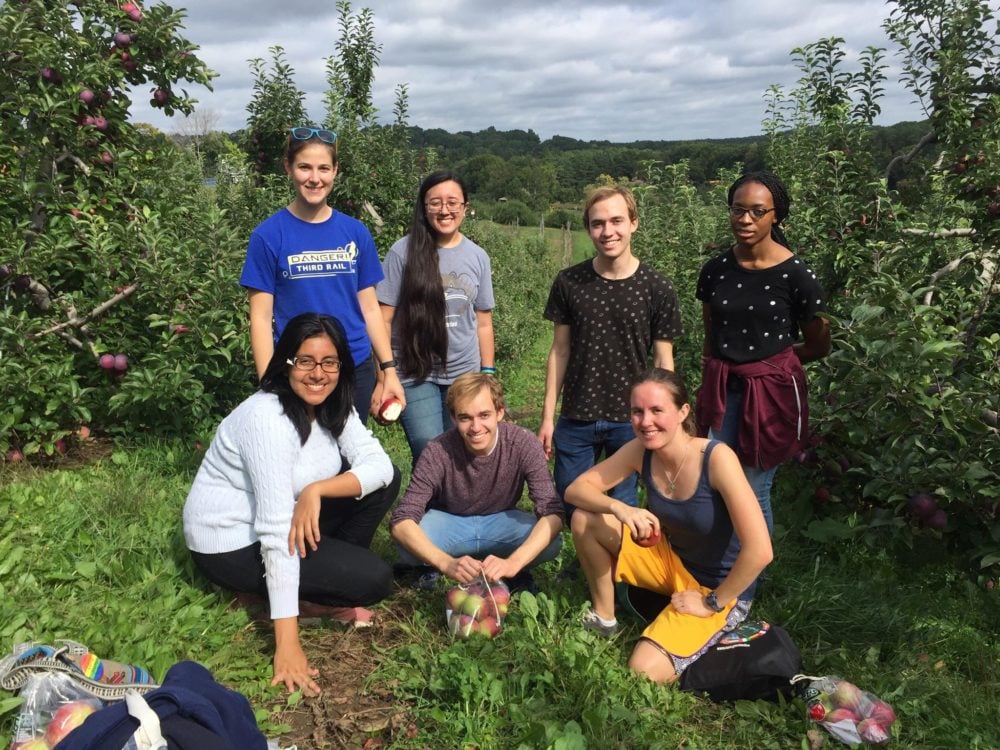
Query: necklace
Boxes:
[{"xmin": 663, "ymin": 440, "xmax": 691, "ymax": 497}]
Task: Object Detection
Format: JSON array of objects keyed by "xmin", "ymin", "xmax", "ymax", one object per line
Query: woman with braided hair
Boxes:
[{"xmin": 695, "ymin": 171, "xmax": 831, "ymax": 531}]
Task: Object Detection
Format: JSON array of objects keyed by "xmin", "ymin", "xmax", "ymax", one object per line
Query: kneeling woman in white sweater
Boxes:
[{"xmin": 184, "ymin": 312, "xmax": 400, "ymax": 696}]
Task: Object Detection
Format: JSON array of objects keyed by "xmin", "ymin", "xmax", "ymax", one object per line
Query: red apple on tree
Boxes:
[
  {"xmin": 113, "ymin": 353, "xmax": 129, "ymax": 372},
  {"xmin": 5, "ymin": 449, "xmax": 24, "ymax": 463},
  {"xmin": 79, "ymin": 88, "xmax": 96, "ymax": 105}
]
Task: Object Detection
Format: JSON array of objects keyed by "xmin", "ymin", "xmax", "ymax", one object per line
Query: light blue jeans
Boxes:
[
  {"xmin": 399, "ymin": 380, "xmax": 453, "ymax": 466},
  {"xmin": 395, "ymin": 509, "xmax": 563, "ymax": 567},
  {"xmin": 708, "ymin": 384, "xmax": 777, "ymax": 534},
  {"xmin": 553, "ymin": 417, "xmax": 639, "ymax": 515}
]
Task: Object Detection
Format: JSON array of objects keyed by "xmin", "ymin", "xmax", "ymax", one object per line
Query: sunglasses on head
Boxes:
[{"xmin": 289, "ymin": 127, "xmax": 337, "ymax": 144}]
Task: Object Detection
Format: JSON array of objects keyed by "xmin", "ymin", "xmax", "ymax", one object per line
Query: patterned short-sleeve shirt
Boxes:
[
  {"xmin": 696, "ymin": 247, "xmax": 825, "ymax": 363},
  {"xmin": 544, "ymin": 259, "xmax": 683, "ymax": 422}
]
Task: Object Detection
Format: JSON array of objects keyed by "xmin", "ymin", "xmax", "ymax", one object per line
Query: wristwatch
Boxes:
[
  {"xmin": 704, "ymin": 591, "xmax": 725, "ymax": 613},
  {"xmin": 378, "ymin": 358, "xmax": 398, "ymax": 371}
]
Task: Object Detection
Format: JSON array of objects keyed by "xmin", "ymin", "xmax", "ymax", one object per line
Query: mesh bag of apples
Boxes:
[
  {"xmin": 8, "ymin": 672, "xmax": 115, "ymax": 750},
  {"xmin": 797, "ymin": 675, "xmax": 896, "ymax": 745},
  {"xmin": 444, "ymin": 576, "xmax": 510, "ymax": 640}
]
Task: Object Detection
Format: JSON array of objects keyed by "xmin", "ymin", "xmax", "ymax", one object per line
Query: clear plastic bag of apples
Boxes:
[
  {"xmin": 445, "ymin": 574, "xmax": 510, "ymax": 639},
  {"xmin": 798, "ymin": 674, "xmax": 896, "ymax": 745}
]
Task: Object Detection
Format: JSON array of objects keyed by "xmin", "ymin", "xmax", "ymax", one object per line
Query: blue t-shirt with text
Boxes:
[{"xmin": 240, "ymin": 208, "xmax": 383, "ymax": 368}]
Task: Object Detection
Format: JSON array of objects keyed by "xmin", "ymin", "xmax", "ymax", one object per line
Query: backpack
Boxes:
[
  {"xmin": 618, "ymin": 583, "xmax": 802, "ymax": 701},
  {"xmin": 55, "ymin": 661, "xmax": 267, "ymax": 750}
]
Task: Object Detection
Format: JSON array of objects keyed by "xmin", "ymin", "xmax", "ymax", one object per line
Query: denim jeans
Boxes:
[
  {"xmin": 707, "ymin": 385, "xmax": 777, "ymax": 533},
  {"xmin": 553, "ymin": 417, "xmax": 639, "ymax": 514},
  {"xmin": 353, "ymin": 359, "xmax": 376, "ymax": 427},
  {"xmin": 395, "ymin": 509, "xmax": 563, "ymax": 567},
  {"xmin": 399, "ymin": 380, "xmax": 453, "ymax": 466}
]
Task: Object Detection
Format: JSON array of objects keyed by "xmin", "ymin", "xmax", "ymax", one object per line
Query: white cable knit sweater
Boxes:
[{"xmin": 183, "ymin": 391, "xmax": 393, "ymax": 619}]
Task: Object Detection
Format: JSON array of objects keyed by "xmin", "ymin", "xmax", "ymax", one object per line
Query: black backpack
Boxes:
[{"xmin": 619, "ymin": 584, "xmax": 802, "ymax": 701}]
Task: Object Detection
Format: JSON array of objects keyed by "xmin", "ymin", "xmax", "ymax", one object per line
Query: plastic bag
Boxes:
[
  {"xmin": 444, "ymin": 574, "xmax": 510, "ymax": 639},
  {"xmin": 796, "ymin": 675, "xmax": 896, "ymax": 745},
  {"xmin": 8, "ymin": 671, "xmax": 111, "ymax": 749}
]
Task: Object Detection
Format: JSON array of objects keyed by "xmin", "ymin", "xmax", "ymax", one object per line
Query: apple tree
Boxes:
[
  {"xmin": 764, "ymin": 1, "xmax": 999, "ymax": 578},
  {"xmin": 0, "ymin": 1, "xmax": 253, "ymax": 457}
]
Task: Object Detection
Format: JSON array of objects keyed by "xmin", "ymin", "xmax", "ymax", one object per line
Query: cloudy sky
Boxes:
[{"xmin": 133, "ymin": 0, "xmax": 936, "ymax": 142}]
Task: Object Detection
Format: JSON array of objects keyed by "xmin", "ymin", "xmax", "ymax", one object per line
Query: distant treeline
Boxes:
[{"xmin": 405, "ymin": 120, "xmax": 933, "ymax": 206}]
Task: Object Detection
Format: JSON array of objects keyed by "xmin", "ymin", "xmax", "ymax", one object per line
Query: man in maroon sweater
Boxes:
[{"xmin": 390, "ymin": 373, "xmax": 564, "ymax": 589}]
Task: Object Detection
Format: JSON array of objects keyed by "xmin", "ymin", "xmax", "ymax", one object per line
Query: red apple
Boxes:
[
  {"xmin": 476, "ymin": 615, "xmax": 500, "ymax": 637},
  {"xmin": 5, "ymin": 449, "xmax": 24, "ymax": 463},
  {"xmin": 100, "ymin": 151, "xmax": 113, "ymax": 165},
  {"xmin": 152, "ymin": 88, "xmax": 171, "ymax": 106},
  {"xmin": 14, "ymin": 274, "xmax": 31, "ymax": 292},
  {"xmin": 77, "ymin": 424, "xmax": 92, "ymax": 440},
  {"xmin": 12, "ymin": 738, "xmax": 50, "ymax": 749},
  {"xmin": 113, "ymin": 354, "xmax": 129, "ymax": 372},
  {"xmin": 378, "ymin": 397, "xmax": 402, "ymax": 422},
  {"xmin": 867, "ymin": 700, "xmax": 895, "ymax": 726},
  {"xmin": 0, "ymin": 262, "xmax": 12, "ymax": 279},
  {"xmin": 45, "ymin": 700, "xmax": 98, "ymax": 746},
  {"xmin": 907, "ymin": 493, "xmax": 937, "ymax": 520},
  {"xmin": 54, "ymin": 438, "xmax": 67, "ymax": 455},
  {"xmin": 114, "ymin": 32, "xmax": 132, "ymax": 47},
  {"xmin": 831, "ymin": 681, "xmax": 864, "ymax": 711},
  {"xmin": 923, "ymin": 509, "xmax": 947, "ymax": 530},
  {"xmin": 449, "ymin": 613, "xmax": 475, "ymax": 638},
  {"xmin": 857, "ymin": 718, "xmax": 891, "ymax": 743},
  {"xmin": 445, "ymin": 587, "xmax": 468, "ymax": 612},
  {"xmin": 815, "ymin": 486, "xmax": 832, "ymax": 504},
  {"xmin": 99, "ymin": 353, "xmax": 115, "ymax": 370},
  {"xmin": 122, "ymin": 2, "xmax": 143, "ymax": 21},
  {"xmin": 92, "ymin": 116, "xmax": 108, "ymax": 131},
  {"xmin": 460, "ymin": 593, "xmax": 484, "ymax": 618},
  {"xmin": 807, "ymin": 701, "xmax": 828, "ymax": 721},
  {"xmin": 631, "ymin": 527, "xmax": 661, "ymax": 547},
  {"xmin": 79, "ymin": 88, "xmax": 95, "ymax": 105}
]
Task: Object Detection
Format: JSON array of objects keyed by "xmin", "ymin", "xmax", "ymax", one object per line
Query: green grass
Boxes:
[{"xmin": 2, "ymin": 227, "xmax": 998, "ymax": 748}]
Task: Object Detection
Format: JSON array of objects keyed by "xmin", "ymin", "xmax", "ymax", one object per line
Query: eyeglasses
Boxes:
[
  {"xmin": 425, "ymin": 198, "xmax": 466, "ymax": 212},
  {"xmin": 728, "ymin": 205, "xmax": 775, "ymax": 220},
  {"xmin": 286, "ymin": 356, "xmax": 341, "ymax": 373},
  {"xmin": 289, "ymin": 127, "xmax": 338, "ymax": 145}
]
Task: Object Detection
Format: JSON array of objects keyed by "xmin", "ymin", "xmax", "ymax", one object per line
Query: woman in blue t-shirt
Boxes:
[
  {"xmin": 568, "ymin": 368, "xmax": 772, "ymax": 683},
  {"xmin": 376, "ymin": 171, "xmax": 495, "ymax": 463},
  {"xmin": 240, "ymin": 127, "xmax": 405, "ymax": 420},
  {"xmin": 694, "ymin": 171, "xmax": 831, "ymax": 531}
]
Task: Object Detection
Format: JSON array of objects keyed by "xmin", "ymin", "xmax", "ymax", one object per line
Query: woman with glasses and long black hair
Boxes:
[
  {"xmin": 376, "ymin": 171, "xmax": 495, "ymax": 464},
  {"xmin": 184, "ymin": 313, "xmax": 401, "ymax": 697},
  {"xmin": 240, "ymin": 126, "xmax": 405, "ymax": 420},
  {"xmin": 695, "ymin": 171, "xmax": 831, "ymax": 532}
]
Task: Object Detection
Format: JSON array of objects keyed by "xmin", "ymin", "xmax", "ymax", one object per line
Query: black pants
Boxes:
[{"xmin": 192, "ymin": 465, "xmax": 401, "ymax": 608}]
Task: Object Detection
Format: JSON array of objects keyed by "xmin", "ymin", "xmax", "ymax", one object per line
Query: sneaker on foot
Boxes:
[
  {"xmin": 412, "ymin": 569, "xmax": 441, "ymax": 591},
  {"xmin": 394, "ymin": 564, "xmax": 441, "ymax": 590},
  {"xmin": 581, "ymin": 608, "xmax": 618, "ymax": 637}
]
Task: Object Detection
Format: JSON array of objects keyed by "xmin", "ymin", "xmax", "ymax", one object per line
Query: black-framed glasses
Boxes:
[
  {"xmin": 290, "ymin": 127, "xmax": 338, "ymax": 145},
  {"xmin": 728, "ymin": 205, "xmax": 775, "ymax": 220},
  {"xmin": 425, "ymin": 198, "xmax": 466, "ymax": 212},
  {"xmin": 286, "ymin": 356, "xmax": 341, "ymax": 373}
]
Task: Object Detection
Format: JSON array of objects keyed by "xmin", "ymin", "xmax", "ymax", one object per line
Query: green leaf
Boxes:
[{"xmin": 75, "ymin": 560, "xmax": 97, "ymax": 578}]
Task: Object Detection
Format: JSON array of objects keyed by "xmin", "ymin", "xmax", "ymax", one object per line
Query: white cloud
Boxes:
[{"xmin": 131, "ymin": 0, "xmax": 939, "ymax": 141}]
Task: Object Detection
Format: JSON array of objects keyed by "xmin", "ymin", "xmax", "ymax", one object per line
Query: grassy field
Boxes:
[{"xmin": 2, "ymin": 228, "xmax": 998, "ymax": 748}]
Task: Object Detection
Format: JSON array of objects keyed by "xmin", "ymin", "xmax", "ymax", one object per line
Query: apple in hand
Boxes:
[
  {"xmin": 631, "ymin": 526, "xmax": 661, "ymax": 548},
  {"xmin": 45, "ymin": 700, "xmax": 98, "ymax": 745},
  {"xmin": 378, "ymin": 397, "xmax": 402, "ymax": 422}
]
